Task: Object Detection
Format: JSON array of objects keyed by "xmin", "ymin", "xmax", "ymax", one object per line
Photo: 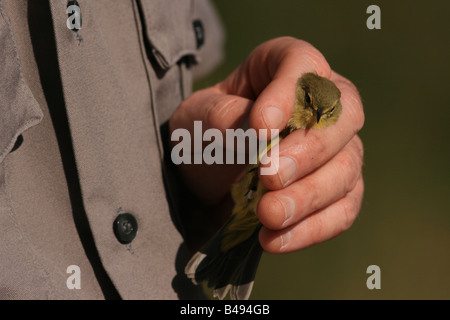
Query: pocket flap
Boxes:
[
  {"xmin": 138, "ymin": 0, "xmax": 201, "ymax": 70},
  {"xmin": 0, "ymin": 8, "xmax": 43, "ymax": 164}
]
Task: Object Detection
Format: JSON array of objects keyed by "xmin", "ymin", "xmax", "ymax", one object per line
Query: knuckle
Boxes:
[
  {"xmin": 352, "ymin": 135, "xmax": 365, "ymax": 160},
  {"xmin": 340, "ymin": 199, "xmax": 357, "ymax": 232},
  {"xmin": 338, "ymin": 149, "xmax": 357, "ymax": 171},
  {"xmin": 206, "ymin": 96, "xmax": 232, "ymax": 129},
  {"xmin": 309, "ymin": 214, "xmax": 326, "ymax": 245},
  {"xmin": 338, "ymin": 77, "xmax": 365, "ymax": 134},
  {"xmin": 348, "ymin": 94, "xmax": 365, "ymax": 133},
  {"xmin": 354, "ymin": 108, "xmax": 365, "ymax": 133},
  {"xmin": 343, "ymin": 167, "xmax": 357, "ymax": 194},
  {"xmin": 206, "ymin": 98, "xmax": 221, "ymax": 127},
  {"xmin": 208, "ymin": 96, "xmax": 244, "ymax": 130},
  {"xmin": 337, "ymin": 149, "xmax": 361, "ymax": 192},
  {"xmin": 301, "ymin": 45, "xmax": 331, "ymax": 77},
  {"xmin": 285, "ymin": 40, "xmax": 332, "ymax": 77}
]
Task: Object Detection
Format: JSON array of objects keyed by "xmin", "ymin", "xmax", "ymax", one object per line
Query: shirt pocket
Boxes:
[
  {"xmin": 0, "ymin": 8, "xmax": 43, "ymax": 165},
  {"xmin": 137, "ymin": 0, "xmax": 205, "ymax": 125}
]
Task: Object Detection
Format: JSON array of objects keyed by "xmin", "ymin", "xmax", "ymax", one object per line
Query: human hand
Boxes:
[{"xmin": 169, "ymin": 37, "xmax": 364, "ymax": 253}]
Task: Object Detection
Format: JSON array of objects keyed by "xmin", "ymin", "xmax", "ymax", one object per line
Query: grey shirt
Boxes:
[{"xmin": 0, "ymin": 0, "xmax": 223, "ymax": 299}]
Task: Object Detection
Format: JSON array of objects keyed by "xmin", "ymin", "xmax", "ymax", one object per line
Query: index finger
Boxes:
[
  {"xmin": 248, "ymin": 37, "xmax": 332, "ymax": 133},
  {"xmin": 219, "ymin": 37, "xmax": 332, "ymax": 135}
]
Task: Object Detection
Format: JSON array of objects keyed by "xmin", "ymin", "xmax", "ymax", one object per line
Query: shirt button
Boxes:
[
  {"xmin": 193, "ymin": 19, "xmax": 205, "ymax": 49},
  {"xmin": 113, "ymin": 213, "xmax": 138, "ymax": 244}
]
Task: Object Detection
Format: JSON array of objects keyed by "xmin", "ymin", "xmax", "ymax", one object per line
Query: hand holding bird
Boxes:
[
  {"xmin": 185, "ymin": 73, "xmax": 344, "ymax": 300},
  {"xmin": 170, "ymin": 37, "xmax": 365, "ymax": 300}
]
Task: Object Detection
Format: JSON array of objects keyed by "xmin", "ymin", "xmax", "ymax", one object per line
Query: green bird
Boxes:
[{"xmin": 185, "ymin": 73, "xmax": 343, "ymax": 300}]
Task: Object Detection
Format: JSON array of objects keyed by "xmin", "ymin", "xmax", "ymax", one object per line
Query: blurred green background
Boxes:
[{"xmin": 195, "ymin": 0, "xmax": 450, "ymax": 299}]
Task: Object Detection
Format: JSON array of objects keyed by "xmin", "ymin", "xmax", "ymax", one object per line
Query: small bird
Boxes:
[{"xmin": 185, "ymin": 73, "xmax": 342, "ymax": 300}]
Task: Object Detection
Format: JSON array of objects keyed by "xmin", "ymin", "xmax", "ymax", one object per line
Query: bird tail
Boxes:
[{"xmin": 184, "ymin": 219, "xmax": 263, "ymax": 300}]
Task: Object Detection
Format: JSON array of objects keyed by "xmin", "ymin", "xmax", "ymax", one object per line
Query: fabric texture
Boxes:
[{"xmin": 0, "ymin": 0, "xmax": 224, "ymax": 299}]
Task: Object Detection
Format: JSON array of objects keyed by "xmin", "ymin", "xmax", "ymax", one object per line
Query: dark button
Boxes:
[
  {"xmin": 193, "ymin": 19, "xmax": 205, "ymax": 49},
  {"xmin": 11, "ymin": 135, "xmax": 24, "ymax": 153},
  {"xmin": 113, "ymin": 213, "xmax": 138, "ymax": 244}
]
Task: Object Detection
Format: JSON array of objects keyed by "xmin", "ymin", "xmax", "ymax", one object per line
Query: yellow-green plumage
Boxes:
[
  {"xmin": 222, "ymin": 164, "xmax": 264, "ymax": 252},
  {"xmin": 289, "ymin": 72, "xmax": 342, "ymax": 130},
  {"xmin": 185, "ymin": 73, "xmax": 342, "ymax": 300}
]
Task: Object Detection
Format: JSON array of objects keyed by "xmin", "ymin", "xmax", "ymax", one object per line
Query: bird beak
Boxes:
[{"xmin": 316, "ymin": 108, "xmax": 323, "ymax": 123}]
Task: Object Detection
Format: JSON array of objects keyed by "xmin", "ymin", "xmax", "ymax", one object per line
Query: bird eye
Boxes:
[{"xmin": 305, "ymin": 92, "xmax": 311, "ymax": 104}]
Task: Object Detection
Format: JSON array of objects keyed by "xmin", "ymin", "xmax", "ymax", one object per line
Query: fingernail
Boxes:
[
  {"xmin": 262, "ymin": 106, "xmax": 284, "ymax": 129},
  {"xmin": 278, "ymin": 156, "xmax": 297, "ymax": 186},
  {"xmin": 280, "ymin": 231, "xmax": 292, "ymax": 251},
  {"xmin": 278, "ymin": 196, "xmax": 295, "ymax": 227}
]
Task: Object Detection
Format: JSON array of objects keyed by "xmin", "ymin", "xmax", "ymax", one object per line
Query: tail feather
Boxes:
[
  {"xmin": 184, "ymin": 252, "xmax": 207, "ymax": 285},
  {"xmin": 185, "ymin": 222, "xmax": 263, "ymax": 300}
]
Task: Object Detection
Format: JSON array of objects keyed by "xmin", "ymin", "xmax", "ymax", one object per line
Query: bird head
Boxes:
[{"xmin": 288, "ymin": 73, "xmax": 342, "ymax": 130}]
